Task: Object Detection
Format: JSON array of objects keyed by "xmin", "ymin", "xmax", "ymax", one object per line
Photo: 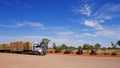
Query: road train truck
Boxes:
[{"xmin": 30, "ymin": 38, "xmax": 50, "ymax": 55}]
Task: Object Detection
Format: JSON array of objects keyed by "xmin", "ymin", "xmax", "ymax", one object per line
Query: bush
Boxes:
[
  {"xmin": 90, "ymin": 50, "xmax": 97, "ymax": 55},
  {"xmin": 111, "ymin": 53, "xmax": 117, "ymax": 56},
  {"xmin": 76, "ymin": 49, "xmax": 83, "ymax": 55},
  {"xmin": 55, "ymin": 50, "xmax": 61, "ymax": 53},
  {"xmin": 47, "ymin": 51, "xmax": 53, "ymax": 53},
  {"xmin": 103, "ymin": 53, "xmax": 107, "ymax": 55},
  {"xmin": 64, "ymin": 49, "xmax": 73, "ymax": 54}
]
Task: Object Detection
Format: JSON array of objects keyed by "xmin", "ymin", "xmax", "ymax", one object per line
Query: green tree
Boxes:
[
  {"xmin": 82, "ymin": 44, "xmax": 89, "ymax": 50},
  {"xmin": 89, "ymin": 45, "xmax": 94, "ymax": 50},
  {"xmin": 68, "ymin": 46, "xmax": 76, "ymax": 50},
  {"xmin": 94, "ymin": 43, "xmax": 101, "ymax": 50},
  {"xmin": 117, "ymin": 40, "xmax": 120, "ymax": 46},
  {"xmin": 77, "ymin": 46, "xmax": 82, "ymax": 49},
  {"xmin": 52, "ymin": 43, "xmax": 57, "ymax": 51},
  {"xmin": 110, "ymin": 41, "xmax": 117, "ymax": 49},
  {"xmin": 40, "ymin": 38, "xmax": 50, "ymax": 49},
  {"xmin": 108, "ymin": 47, "xmax": 112, "ymax": 50},
  {"xmin": 52, "ymin": 43, "xmax": 64, "ymax": 52},
  {"xmin": 60, "ymin": 44, "xmax": 68, "ymax": 50},
  {"xmin": 101, "ymin": 47, "xmax": 107, "ymax": 51}
]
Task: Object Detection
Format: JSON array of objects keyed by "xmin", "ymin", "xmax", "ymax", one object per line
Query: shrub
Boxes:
[
  {"xmin": 64, "ymin": 49, "xmax": 73, "ymax": 54},
  {"xmin": 55, "ymin": 50, "xmax": 61, "ymax": 53},
  {"xmin": 76, "ymin": 49, "xmax": 83, "ymax": 55},
  {"xmin": 111, "ymin": 53, "xmax": 117, "ymax": 56}
]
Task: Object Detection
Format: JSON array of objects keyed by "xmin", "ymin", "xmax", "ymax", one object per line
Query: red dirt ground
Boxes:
[{"xmin": 0, "ymin": 53, "xmax": 120, "ymax": 68}]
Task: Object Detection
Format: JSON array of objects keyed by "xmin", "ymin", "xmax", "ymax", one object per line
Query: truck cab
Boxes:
[{"xmin": 32, "ymin": 43, "xmax": 46, "ymax": 55}]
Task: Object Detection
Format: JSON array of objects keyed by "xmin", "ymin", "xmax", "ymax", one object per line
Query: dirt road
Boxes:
[{"xmin": 0, "ymin": 53, "xmax": 120, "ymax": 68}]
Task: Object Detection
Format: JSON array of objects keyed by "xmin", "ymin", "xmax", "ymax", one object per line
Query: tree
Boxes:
[
  {"xmin": 52, "ymin": 43, "xmax": 62, "ymax": 53},
  {"xmin": 94, "ymin": 43, "xmax": 101, "ymax": 50},
  {"xmin": 40, "ymin": 38, "xmax": 50, "ymax": 49},
  {"xmin": 108, "ymin": 47, "xmax": 112, "ymax": 50},
  {"xmin": 89, "ymin": 45, "xmax": 94, "ymax": 50},
  {"xmin": 110, "ymin": 41, "xmax": 117, "ymax": 49},
  {"xmin": 101, "ymin": 47, "xmax": 107, "ymax": 52},
  {"xmin": 52, "ymin": 43, "xmax": 57, "ymax": 51},
  {"xmin": 60, "ymin": 44, "xmax": 68, "ymax": 50},
  {"xmin": 117, "ymin": 40, "xmax": 120, "ymax": 46},
  {"xmin": 77, "ymin": 46, "xmax": 82, "ymax": 49},
  {"xmin": 68, "ymin": 46, "xmax": 76, "ymax": 50},
  {"xmin": 82, "ymin": 44, "xmax": 89, "ymax": 50}
]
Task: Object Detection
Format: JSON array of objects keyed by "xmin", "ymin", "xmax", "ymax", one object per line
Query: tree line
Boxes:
[{"xmin": 50, "ymin": 40, "xmax": 120, "ymax": 52}]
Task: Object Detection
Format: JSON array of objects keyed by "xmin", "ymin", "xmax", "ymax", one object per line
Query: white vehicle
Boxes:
[{"xmin": 31, "ymin": 43, "xmax": 46, "ymax": 55}]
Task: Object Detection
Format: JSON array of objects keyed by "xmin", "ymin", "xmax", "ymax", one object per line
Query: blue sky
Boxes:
[{"xmin": 0, "ymin": 0, "xmax": 120, "ymax": 47}]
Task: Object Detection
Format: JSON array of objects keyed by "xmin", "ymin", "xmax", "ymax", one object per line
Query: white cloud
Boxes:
[
  {"xmin": 57, "ymin": 31, "xmax": 74, "ymax": 35},
  {"xmin": 50, "ymin": 38, "xmax": 69, "ymax": 44},
  {"xmin": 0, "ymin": 23, "xmax": 24, "ymax": 28},
  {"xmin": 73, "ymin": 4, "xmax": 91, "ymax": 16},
  {"xmin": 107, "ymin": 4, "xmax": 120, "ymax": 12},
  {"xmin": 22, "ymin": 36, "xmax": 47, "ymax": 39},
  {"xmin": 75, "ymin": 33, "xmax": 97, "ymax": 38},
  {"xmin": 0, "ymin": 35, "xmax": 50, "ymax": 43},
  {"xmin": 83, "ymin": 20, "xmax": 103, "ymax": 30},
  {"xmin": 23, "ymin": 21, "xmax": 44, "ymax": 27},
  {"xmin": 94, "ymin": 3, "xmax": 120, "ymax": 23},
  {"xmin": 0, "ymin": 35, "xmax": 15, "ymax": 40},
  {"xmin": 83, "ymin": 33, "xmax": 97, "ymax": 37},
  {"xmin": 1, "ymin": 24, "xmax": 120, "ymax": 47},
  {"xmin": 79, "ymin": 4, "xmax": 91, "ymax": 16},
  {"xmin": 0, "ymin": 21, "xmax": 44, "ymax": 29},
  {"xmin": 74, "ymin": 24, "xmax": 120, "ymax": 39},
  {"xmin": 95, "ymin": 30, "xmax": 114, "ymax": 37},
  {"xmin": 72, "ymin": 1, "xmax": 120, "ymax": 30},
  {"xmin": 0, "ymin": 35, "xmax": 78, "ymax": 47},
  {"xmin": 95, "ymin": 26, "xmax": 120, "ymax": 38}
]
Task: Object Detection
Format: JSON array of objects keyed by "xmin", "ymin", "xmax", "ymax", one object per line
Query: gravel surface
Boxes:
[{"xmin": 0, "ymin": 53, "xmax": 120, "ymax": 68}]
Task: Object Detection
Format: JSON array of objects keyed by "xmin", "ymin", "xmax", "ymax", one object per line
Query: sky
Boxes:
[{"xmin": 0, "ymin": 0, "xmax": 120, "ymax": 47}]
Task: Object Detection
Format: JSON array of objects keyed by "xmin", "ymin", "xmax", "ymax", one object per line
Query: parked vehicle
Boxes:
[
  {"xmin": 30, "ymin": 42, "xmax": 47, "ymax": 55},
  {"xmin": 0, "ymin": 38, "xmax": 50, "ymax": 56}
]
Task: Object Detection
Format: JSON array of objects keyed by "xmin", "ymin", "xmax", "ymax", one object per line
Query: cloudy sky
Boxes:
[{"xmin": 0, "ymin": 0, "xmax": 120, "ymax": 47}]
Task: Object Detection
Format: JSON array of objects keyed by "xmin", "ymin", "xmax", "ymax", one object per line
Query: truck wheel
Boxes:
[
  {"xmin": 41, "ymin": 52, "xmax": 44, "ymax": 56},
  {"xmin": 38, "ymin": 52, "xmax": 43, "ymax": 56},
  {"xmin": 38, "ymin": 52, "xmax": 41, "ymax": 55},
  {"xmin": 43, "ymin": 52, "xmax": 46, "ymax": 55}
]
